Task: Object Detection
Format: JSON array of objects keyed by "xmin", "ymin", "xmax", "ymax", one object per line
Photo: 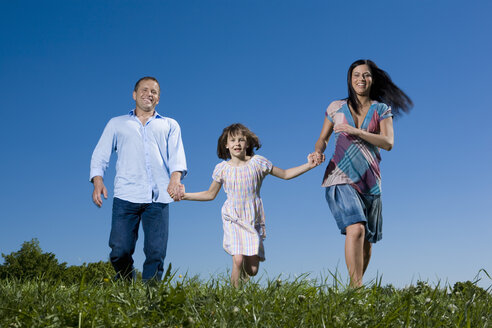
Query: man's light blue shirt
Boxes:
[{"xmin": 90, "ymin": 110, "xmax": 187, "ymax": 204}]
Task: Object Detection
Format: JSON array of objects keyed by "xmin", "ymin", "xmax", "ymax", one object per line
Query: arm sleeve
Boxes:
[
  {"xmin": 89, "ymin": 120, "xmax": 116, "ymax": 182},
  {"xmin": 212, "ymin": 162, "xmax": 224, "ymax": 183},
  {"xmin": 167, "ymin": 120, "xmax": 188, "ymax": 179},
  {"xmin": 255, "ymin": 155, "xmax": 273, "ymax": 177},
  {"xmin": 379, "ymin": 103, "xmax": 393, "ymax": 121},
  {"xmin": 325, "ymin": 100, "xmax": 343, "ymax": 123}
]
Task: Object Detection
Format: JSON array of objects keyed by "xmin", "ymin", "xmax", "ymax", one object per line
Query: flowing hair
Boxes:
[
  {"xmin": 217, "ymin": 123, "xmax": 261, "ymax": 160},
  {"xmin": 347, "ymin": 59, "xmax": 413, "ymax": 117}
]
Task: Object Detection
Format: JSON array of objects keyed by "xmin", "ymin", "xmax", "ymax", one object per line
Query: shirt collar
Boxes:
[{"xmin": 128, "ymin": 109, "xmax": 163, "ymax": 119}]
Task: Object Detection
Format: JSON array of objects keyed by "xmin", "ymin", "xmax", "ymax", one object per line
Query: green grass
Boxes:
[{"xmin": 0, "ymin": 269, "xmax": 491, "ymax": 328}]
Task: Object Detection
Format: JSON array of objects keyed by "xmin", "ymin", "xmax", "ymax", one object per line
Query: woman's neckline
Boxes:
[{"xmin": 345, "ymin": 100, "xmax": 377, "ymax": 129}]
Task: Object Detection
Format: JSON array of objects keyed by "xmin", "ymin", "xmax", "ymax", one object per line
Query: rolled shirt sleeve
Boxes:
[
  {"xmin": 167, "ymin": 119, "xmax": 187, "ymax": 179},
  {"xmin": 90, "ymin": 119, "xmax": 116, "ymax": 182}
]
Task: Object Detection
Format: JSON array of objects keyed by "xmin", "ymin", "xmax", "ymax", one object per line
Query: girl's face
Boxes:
[
  {"xmin": 226, "ymin": 132, "xmax": 248, "ymax": 158},
  {"xmin": 351, "ymin": 64, "xmax": 373, "ymax": 97}
]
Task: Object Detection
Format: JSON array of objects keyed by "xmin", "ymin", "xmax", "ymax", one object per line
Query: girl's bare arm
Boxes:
[
  {"xmin": 270, "ymin": 154, "xmax": 318, "ymax": 180},
  {"xmin": 183, "ymin": 180, "xmax": 222, "ymax": 201}
]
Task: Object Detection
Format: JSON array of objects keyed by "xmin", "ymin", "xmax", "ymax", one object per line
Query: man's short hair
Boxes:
[{"xmin": 134, "ymin": 77, "xmax": 160, "ymax": 94}]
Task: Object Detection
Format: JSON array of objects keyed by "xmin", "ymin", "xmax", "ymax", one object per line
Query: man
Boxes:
[{"xmin": 90, "ymin": 77, "xmax": 186, "ymax": 281}]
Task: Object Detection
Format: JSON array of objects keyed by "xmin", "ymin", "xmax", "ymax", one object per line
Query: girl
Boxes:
[
  {"xmin": 181, "ymin": 123, "xmax": 318, "ymax": 287},
  {"xmin": 313, "ymin": 59, "xmax": 413, "ymax": 287}
]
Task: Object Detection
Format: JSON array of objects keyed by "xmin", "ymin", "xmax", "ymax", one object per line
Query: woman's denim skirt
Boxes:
[{"xmin": 325, "ymin": 184, "xmax": 382, "ymax": 243}]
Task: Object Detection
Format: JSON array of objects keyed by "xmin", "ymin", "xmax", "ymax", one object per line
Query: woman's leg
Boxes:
[
  {"xmin": 345, "ymin": 222, "xmax": 366, "ymax": 287},
  {"xmin": 231, "ymin": 255, "xmax": 244, "ymax": 287},
  {"xmin": 362, "ymin": 239, "xmax": 372, "ymax": 274}
]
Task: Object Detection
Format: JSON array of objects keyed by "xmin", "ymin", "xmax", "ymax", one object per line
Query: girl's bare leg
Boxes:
[
  {"xmin": 345, "ymin": 223, "xmax": 366, "ymax": 287},
  {"xmin": 231, "ymin": 255, "xmax": 244, "ymax": 288}
]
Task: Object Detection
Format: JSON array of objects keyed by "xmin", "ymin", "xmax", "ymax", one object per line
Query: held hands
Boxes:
[
  {"xmin": 168, "ymin": 171, "xmax": 185, "ymax": 201},
  {"xmin": 179, "ymin": 184, "xmax": 186, "ymax": 200},
  {"xmin": 308, "ymin": 152, "xmax": 325, "ymax": 168},
  {"xmin": 168, "ymin": 182, "xmax": 185, "ymax": 201}
]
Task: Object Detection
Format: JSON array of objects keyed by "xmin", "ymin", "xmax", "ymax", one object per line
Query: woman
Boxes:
[{"xmin": 313, "ymin": 59, "xmax": 412, "ymax": 287}]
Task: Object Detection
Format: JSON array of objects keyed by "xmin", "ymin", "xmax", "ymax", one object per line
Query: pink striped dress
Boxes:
[{"xmin": 212, "ymin": 155, "xmax": 273, "ymax": 261}]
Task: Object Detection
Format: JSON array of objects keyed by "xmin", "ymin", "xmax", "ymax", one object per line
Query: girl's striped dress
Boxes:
[{"xmin": 212, "ymin": 155, "xmax": 272, "ymax": 261}]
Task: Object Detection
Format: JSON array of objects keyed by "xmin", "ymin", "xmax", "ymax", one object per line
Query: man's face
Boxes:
[{"xmin": 133, "ymin": 80, "xmax": 160, "ymax": 113}]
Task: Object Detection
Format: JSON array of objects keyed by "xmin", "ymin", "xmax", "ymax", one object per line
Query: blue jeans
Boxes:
[{"xmin": 109, "ymin": 197, "xmax": 169, "ymax": 281}]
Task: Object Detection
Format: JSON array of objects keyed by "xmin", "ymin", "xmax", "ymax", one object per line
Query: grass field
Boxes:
[{"xmin": 1, "ymin": 268, "xmax": 490, "ymax": 327}]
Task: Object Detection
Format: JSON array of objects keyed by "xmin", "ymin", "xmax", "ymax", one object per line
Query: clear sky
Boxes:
[{"xmin": 1, "ymin": 0, "xmax": 491, "ymax": 288}]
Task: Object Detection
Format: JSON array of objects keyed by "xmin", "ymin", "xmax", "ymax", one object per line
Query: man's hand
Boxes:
[
  {"xmin": 92, "ymin": 176, "xmax": 107, "ymax": 207},
  {"xmin": 167, "ymin": 171, "xmax": 184, "ymax": 201}
]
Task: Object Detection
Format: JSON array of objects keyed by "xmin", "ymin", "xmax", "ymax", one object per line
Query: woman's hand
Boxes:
[
  {"xmin": 308, "ymin": 152, "xmax": 325, "ymax": 166},
  {"xmin": 333, "ymin": 123, "xmax": 361, "ymax": 136},
  {"xmin": 334, "ymin": 118, "xmax": 394, "ymax": 151}
]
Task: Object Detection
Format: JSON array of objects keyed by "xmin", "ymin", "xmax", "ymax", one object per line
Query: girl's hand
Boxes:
[
  {"xmin": 307, "ymin": 153, "xmax": 316, "ymax": 168},
  {"xmin": 334, "ymin": 123, "xmax": 361, "ymax": 136},
  {"xmin": 310, "ymin": 152, "xmax": 325, "ymax": 166},
  {"xmin": 308, "ymin": 152, "xmax": 324, "ymax": 167}
]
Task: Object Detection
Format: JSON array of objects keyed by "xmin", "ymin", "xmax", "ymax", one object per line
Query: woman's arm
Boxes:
[
  {"xmin": 333, "ymin": 117, "xmax": 394, "ymax": 151},
  {"xmin": 314, "ymin": 117, "xmax": 334, "ymax": 161},
  {"xmin": 182, "ymin": 180, "xmax": 222, "ymax": 201},
  {"xmin": 270, "ymin": 154, "xmax": 317, "ymax": 180}
]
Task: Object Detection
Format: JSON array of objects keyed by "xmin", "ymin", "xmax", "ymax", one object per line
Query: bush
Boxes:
[
  {"xmin": 0, "ymin": 238, "xmax": 66, "ymax": 281},
  {"xmin": 63, "ymin": 261, "xmax": 115, "ymax": 284},
  {"xmin": 0, "ymin": 238, "xmax": 114, "ymax": 284}
]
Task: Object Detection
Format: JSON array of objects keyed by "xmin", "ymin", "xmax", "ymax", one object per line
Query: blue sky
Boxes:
[{"xmin": 1, "ymin": 0, "xmax": 491, "ymax": 288}]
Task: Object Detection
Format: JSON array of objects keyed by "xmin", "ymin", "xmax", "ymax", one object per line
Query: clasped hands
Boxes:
[
  {"xmin": 167, "ymin": 181, "xmax": 185, "ymax": 202},
  {"xmin": 308, "ymin": 151, "xmax": 325, "ymax": 167}
]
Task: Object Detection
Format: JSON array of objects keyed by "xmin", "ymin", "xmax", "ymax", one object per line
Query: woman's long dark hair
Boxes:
[{"xmin": 347, "ymin": 59, "xmax": 413, "ymax": 117}]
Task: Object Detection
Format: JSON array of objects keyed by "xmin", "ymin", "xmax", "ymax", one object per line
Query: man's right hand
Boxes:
[{"xmin": 92, "ymin": 176, "xmax": 108, "ymax": 207}]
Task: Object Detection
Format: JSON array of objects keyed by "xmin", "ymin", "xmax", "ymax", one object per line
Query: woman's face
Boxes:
[{"xmin": 351, "ymin": 64, "xmax": 373, "ymax": 97}]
